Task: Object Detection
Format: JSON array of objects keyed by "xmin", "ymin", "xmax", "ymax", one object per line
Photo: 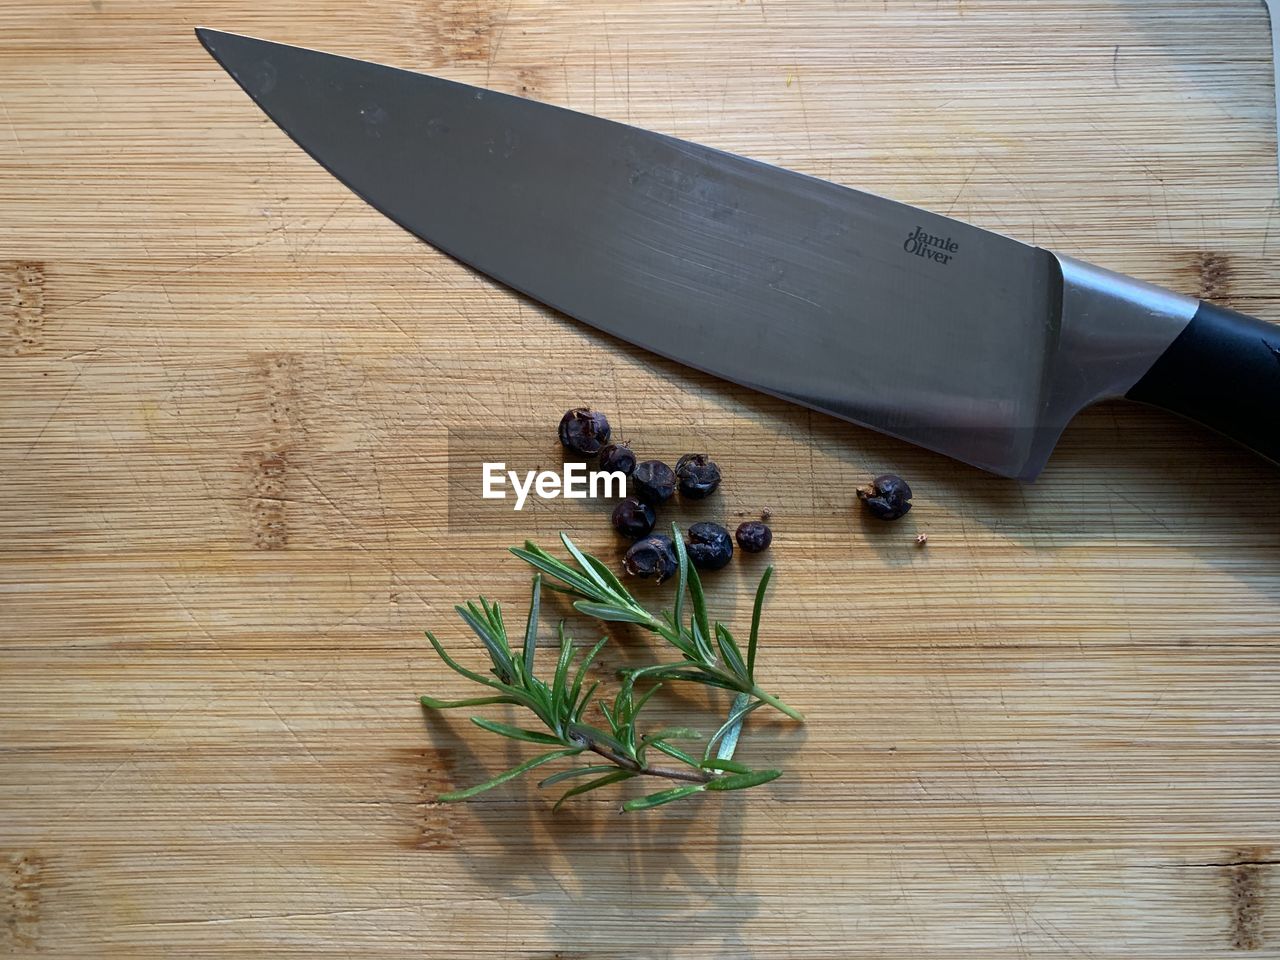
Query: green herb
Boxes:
[
  {"xmin": 420, "ymin": 523, "xmax": 802, "ymax": 811},
  {"xmin": 511, "ymin": 528, "xmax": 802, "ymax": 721}
]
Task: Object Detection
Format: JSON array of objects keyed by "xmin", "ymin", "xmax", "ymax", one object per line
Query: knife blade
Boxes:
[{"xmin": 197, "ymin": 29, "xmax": 1279, "ymax": 479}]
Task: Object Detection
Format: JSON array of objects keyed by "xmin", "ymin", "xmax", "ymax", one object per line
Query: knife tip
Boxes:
[
  {"xmin": 194, "ymin": 26, "xmax": 243, "ymax": 50},
  {"xmin": 194, "ymin": 27, "xmax": 262, "ymax": 66}
]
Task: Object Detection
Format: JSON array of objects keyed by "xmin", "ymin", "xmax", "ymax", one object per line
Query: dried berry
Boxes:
[
  {"xmin": 557, "ymin": 407, "xmax": 610, "ymax": 456},
  {"xmin": 597, "ymin": 442, "xmax": 636, "ymax": 477},
  {"xmin": 675, "ymin": 453, "xmax": 721, "ymax": 499},
  {"xmin": 857, "ymin": 473, "xmax": 912, "ymax": 521},
  {"xmin": 735, "ymin": 520, "xmax": 772, "ymax": 553},
  {"xmin": 685, "ymin": 522, "xmax": 733, "ymax": 571},
  {"xmin": 631, "ymin": 459, "xmax": 676, "ymax": 505},
  {"xmin": 611, "ymin": 497, "xmax": 656, "ymax": 539},
  {"xmin": 623, "ymin": 534, "xmax": 678, "ymax": 583}
]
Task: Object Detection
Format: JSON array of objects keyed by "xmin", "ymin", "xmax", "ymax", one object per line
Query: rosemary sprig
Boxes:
[
  {"xmin": 420, "ymin": 525, "xmax": 800, "ymax": 811},
  {"xmin": 510, "ymin": 524, "xmax": 803, "ymax": 724}
]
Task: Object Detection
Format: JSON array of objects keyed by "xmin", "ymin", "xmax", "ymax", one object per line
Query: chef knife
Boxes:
[{"xmin": 197, "ymin": 29, "xmax": 1278, "ymax": 480}]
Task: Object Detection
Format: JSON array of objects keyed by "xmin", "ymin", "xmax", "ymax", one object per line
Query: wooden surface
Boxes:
[{"xmin": 3, "ymin": 1, "xmax": 1280, "ymax": 956}]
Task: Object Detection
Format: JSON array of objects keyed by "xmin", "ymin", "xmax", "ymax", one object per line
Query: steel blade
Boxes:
[{"xmin": 198, "ymin": 29, "xmax": 1065, "ymax": 477}]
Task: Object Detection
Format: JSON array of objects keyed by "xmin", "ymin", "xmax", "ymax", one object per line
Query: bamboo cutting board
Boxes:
[{"xmin": 3, "ymin": 1, "xmax": 1280, "ymax": 956}]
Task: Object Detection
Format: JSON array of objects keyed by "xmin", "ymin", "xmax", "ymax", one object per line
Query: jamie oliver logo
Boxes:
[{"xmin": 903, "ymin": 225, "xmax": 958, "ymax": 265}]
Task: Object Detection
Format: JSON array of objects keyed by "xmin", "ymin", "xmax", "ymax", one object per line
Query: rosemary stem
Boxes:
[{"xmin": 580, "ymin": 738, "xmax": 713, "ymax": 784}]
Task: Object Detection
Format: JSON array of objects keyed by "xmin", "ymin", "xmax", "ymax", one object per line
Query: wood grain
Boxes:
[{"xmin": 3, "ymin": 1, "xmax": 1280, "ymax": 956}]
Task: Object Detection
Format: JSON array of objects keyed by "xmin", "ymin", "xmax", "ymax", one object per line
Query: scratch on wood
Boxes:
[
  {"xmin": 789, "ymin": 66, "xmax": 815, "ymax": 159},
  {"xmin": 415, "ymin": 0, "xmax": 496, "ymax": 64},
  {"xmin": 412, "ymin": 800, "xmax": 459, "ymax": 851},
  {"xmin": 247, "ymin": 352, "xmax": 301, "ymax": 549},
  {"xmin": 3, "ymin": 851, "xmax": 44, "ymax": 949},
  {"xmin": 4, "ymin": 261, "xmax": 45, "ymax": 356},
  {"xmin": 0, "ymin": 98, "xmax": 27, "ymax": 158},
  {"xmin": 249, "ymin": 451, "xmax": 289, "ymax": 549},
  {"xmin": 1192, "ymin": 251, "xmax": 1232, "ymax": 303},
  {"xmin": 516, "ymin": 65, "xmax": 548, "ymax": 98},
  {"xmin": 1227, "ymin": 847, "xmax": 1269, "ymax": 950},
  {"xmin": 264, "ymin": 352, "xmax": 300, "ymax": 436},
  {"xmin": 396, "ymin": 748, "xmax": 460, "ymax": 850},
  {"xmin": 485, "ymin": 0, "xmax": 514, "ymax": 86}
]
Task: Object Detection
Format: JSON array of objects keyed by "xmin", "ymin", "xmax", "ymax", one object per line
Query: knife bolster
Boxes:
[{"xmin": 1022, "ymin": 254, "xmax": 1197, "ymax": 478}]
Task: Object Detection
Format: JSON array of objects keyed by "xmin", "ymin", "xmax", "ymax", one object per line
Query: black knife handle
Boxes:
[{"xmin": 1125, "ymin": 300, "xmax": 1279, "ymax": 464}]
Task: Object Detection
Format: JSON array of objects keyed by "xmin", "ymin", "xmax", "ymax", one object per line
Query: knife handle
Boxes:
[{"xmin": 1125, "ymin": 300, "xmax": 1279, "ymax": 464}]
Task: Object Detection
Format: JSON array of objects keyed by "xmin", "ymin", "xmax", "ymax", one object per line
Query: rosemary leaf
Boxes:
[
  {"xmin": 629, "ymin": 682, "xmax": 663, "ymax": 722},
  {"xmin": 698, "ymin": 757, "xmax": 752, "ymax": 774},
  {"xmin": 553, "ymin": 769, "xmax": 637, "ymax": 810},
  {"xmin": 747, "ymin": 685, "xmax": 805, "ymax": 722},
  {"xmin": 681, "ymin": 527, "xmax": 712, "ymax": 652},
  {"xmin": 672, "ymin": 527, "xmax": 689, "ymax": 630},
  {"xmin": 490, "ymin": 599, "xmax": 507, "ymax": 651},
  {"xmin": 598, "ymin": 697, "xmax": 620, "ymax": 736},
  {"xmin": 640, "ymin": 668, "xmax": 742, "ymax": 692},
  {"xmin": 424, "ymin": 631, "xmax": 504, "ymax": 689},
  {"xmin": 582, "ymin": 554, "xmax": 631, "ymax": 601},
  {"xmin": 715, "ymin": 623, "xmax": 748, "ymax": 681},
  {"xmin": 538, "ymin": 764, "xmax": 618, "ymax": 788},
  {"xmin": 706, "ymin": 695, "xmax": 766, "ymax": 761},
  {"xmin": 551, "ymin": 621, "xmax": 575, "ymax": 727},
  {"xmin": 536, "ymin": 578, "xmax": 582, "ymax": 596},
  {"xmin": 622, "ymin": 784, "xmax": 705, "ymax": 812},
  {"xmin": 572, "ymin": 601, "xmax": 653, "ymax": 625},
  {"xmin": 523, "ymin": 574, "xmax": 541, "ymax": 676},
  {"xmin": 571, "ymin": 680, "xmax": 600, "ymax": 723},
  {"xmin": 619, "ymin": 661, "xmax": 697, "ymax": 697},
  {"xmin": 568, "ymin": 636, "xmax": 609, "ymax": 717},
  {"xmin": 455, "ymin": 603, "xmax": 515, "ymax": 682},
  {"xmin": 420, "ymin": 694, "xmax": 520, "ymax": 710},
  {"xmin": 560, "ymin": 533, "xmax": 612, "ymax": 594},
  {"xmin": 508, "ymin": 545, "xmax": 596, "ymax": 597},
  {"xmin": 688, "ymin": 616, "xmax": 715, "ymax": 668},
  {"xmin": 438, "ymin": 748, "xmax": 584, "ymax": 802},
  {"xmin": 641, "ymin": 727, "xmax": 703, "ymax": 743},
  {"xmin": 703, "ymin": 768, "xmax": 782, "ymax": 792},
  {"xmin": 646, "ymin": 739, "xmax": 701, "ymax": 767},
  {"xmin": 747, "ymin": 566, "xmax": 773, "ymax": 682},
  {"xmin": 470, "ymin": 716, "xmax": 565, "ymax": 746}
]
